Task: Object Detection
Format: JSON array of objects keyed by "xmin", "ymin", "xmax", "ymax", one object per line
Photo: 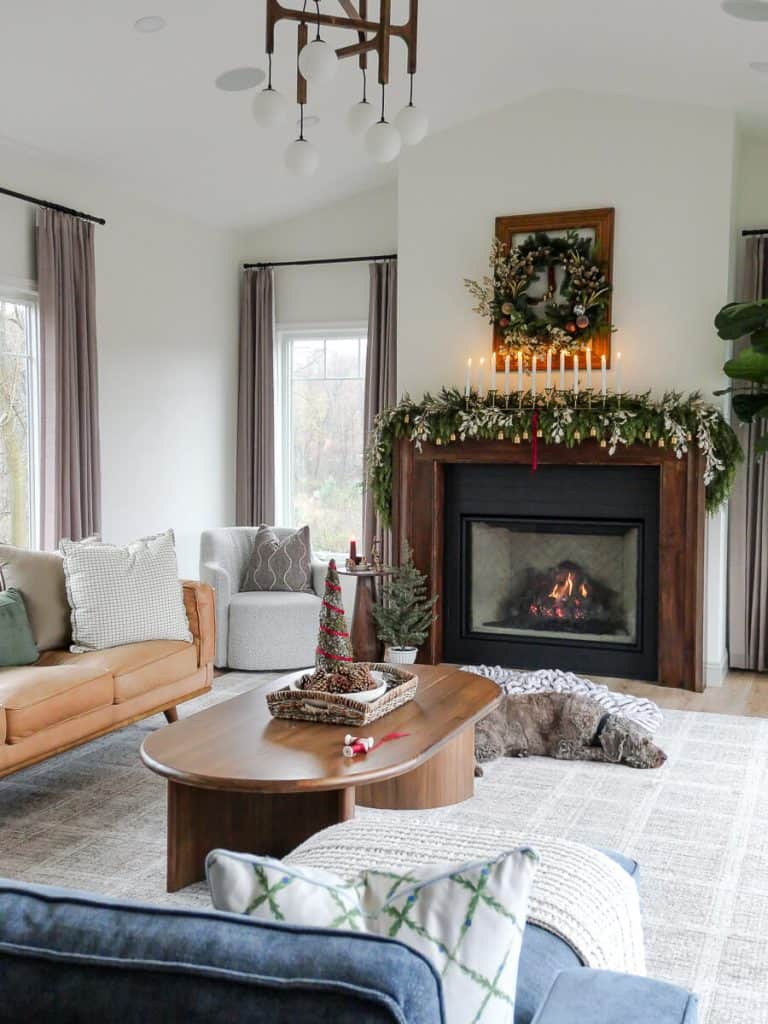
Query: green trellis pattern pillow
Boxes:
[{"xmin": 206, "ymin": 847, "xmax": 539, "ymax": 1024}]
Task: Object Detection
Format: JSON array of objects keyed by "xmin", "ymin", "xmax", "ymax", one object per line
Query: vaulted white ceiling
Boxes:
[{"xmin": 1, "ymin": 0, "xmax": 767, "ymax": 228}]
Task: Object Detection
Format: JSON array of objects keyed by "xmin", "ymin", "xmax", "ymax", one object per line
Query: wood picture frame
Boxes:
[{"xmin": 494, "ymin": 207, "xmax": 615, "ymax": 369}]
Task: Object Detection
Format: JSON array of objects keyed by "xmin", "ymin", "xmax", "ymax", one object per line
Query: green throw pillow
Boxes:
[{"xmin": 0, "ymin": 587, "xmax": 39, "ymax": 667}]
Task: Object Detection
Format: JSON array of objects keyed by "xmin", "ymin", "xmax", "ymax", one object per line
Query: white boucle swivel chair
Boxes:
[{"xmin": 200, "ymin": 527, "xmax": 355, "ymax": 672}]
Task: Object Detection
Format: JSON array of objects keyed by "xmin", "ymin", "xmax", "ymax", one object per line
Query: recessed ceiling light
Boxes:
[
  {"xmin": 750, "ymin": 60, "xmax": 768, "ymax": 71},
  {"xmin": 215, "ymin": 67, "xmax": 266, "ymax": 92},
  {"xmin": 299, "ymin": 114, "xmax": 321, "ymax": 128},
  {"xmin": 721, "ymin": 1, "xmax": 768, "ymax": 20},
  {"xmin": 134, "ymin": 15, "xmax": 167, "ymax": 33}
]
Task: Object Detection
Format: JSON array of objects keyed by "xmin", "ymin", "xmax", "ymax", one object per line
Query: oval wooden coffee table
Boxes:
[{"xmin": 141, "ymin": 664, "xmax": 500, "ymax": 891}]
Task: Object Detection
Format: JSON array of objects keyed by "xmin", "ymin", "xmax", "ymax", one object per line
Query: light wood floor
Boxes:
[
  {"xmin": 598, "ymin": 670, "xmax": 768, "ymax": 718},
  {"xmin": 218, "ymin": 668, "xmax": 768, "ymax": 718}
]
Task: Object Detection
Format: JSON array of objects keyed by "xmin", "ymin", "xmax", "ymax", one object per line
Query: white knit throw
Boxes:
[
  {"xmin": 287, "ymin": 818, "xmax": 646, "ymax": 977},
  {"xmin": 462, "ymin": 665, "xmax": 663, "ymax": 734}
]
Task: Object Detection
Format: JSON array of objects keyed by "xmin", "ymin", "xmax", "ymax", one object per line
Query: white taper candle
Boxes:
[
  {"xmin": 531, "ymin": 354, "xmax": 537, "ymax": 396},
  {"xmin": 504, "ymin": 354, "xmax": 510, "ymax": 396},
  {"xmin": 479, "ymin": 357, "xmax": 486, "ymax": 397},
  {"xmin": 615, "ymin": 351, "xmax": 622, "ymax": 394},
  {"xmin": 559, "ymin": 350, "xmax": 566, "ymax": 390},
  {"xmin": 546, "ymin": 348, "xmax": 552, "ymax": 391},
  {"xmin": 517, "ymin": 351, "xmax": 524, "ymax": 393},
  {"xmin": 465, "ymin": 357, "xmax": 472, "ymax": 397},
  {"xmin": 601, "ymin": 354, "xmax": 607, "ymax": 397},
  {"xmin": 585, "ymin": 347, "xmax": 592, "ymax": 390},
  {"xmin": 573, "ymin": 352, "xmax": 579, "ymax": 397}
]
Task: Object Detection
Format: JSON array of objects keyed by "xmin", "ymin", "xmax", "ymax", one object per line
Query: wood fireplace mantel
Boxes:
[{"xmin": 392, "ymin": 438, "xmax": 705, "ymax": 691}]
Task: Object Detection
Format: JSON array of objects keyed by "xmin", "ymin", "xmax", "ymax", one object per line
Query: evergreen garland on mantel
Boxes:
[{"xmin": 367, "ymin": 388, "xmax": 743, "ymax": 525}]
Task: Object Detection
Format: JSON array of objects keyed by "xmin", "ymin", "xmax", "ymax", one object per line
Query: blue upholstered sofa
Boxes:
[{"xmin": 0, "ymin": 861, "xmax": 698, "ymax": 1023}]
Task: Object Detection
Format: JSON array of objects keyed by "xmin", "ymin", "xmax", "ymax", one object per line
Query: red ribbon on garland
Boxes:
[{"xmin": 531, "ymin": 410, "xmax": 539, "ymax": 472}]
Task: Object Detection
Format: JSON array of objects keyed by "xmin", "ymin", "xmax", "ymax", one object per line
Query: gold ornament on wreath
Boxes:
[{"xmin": 464, "ymin": 229, "xmax": 613, "ymax": 359}]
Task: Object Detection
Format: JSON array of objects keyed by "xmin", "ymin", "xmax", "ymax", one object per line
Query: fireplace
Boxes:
[
  {"xmin": 442, "ymin": 464, "xmax": 659, "ymax": 678},
  {"xmin": 391, "ymin": 437, "xmax": 704, "ymax": 689}
]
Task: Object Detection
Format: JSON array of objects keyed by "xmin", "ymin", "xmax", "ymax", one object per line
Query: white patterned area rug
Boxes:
[
  {"xmin": 463, "ymin": 665, "xmax": 663, "ymax": 734},
  {"xmin": 0, "ymin": 671, "xmax": 765, "ymax": 1024}
]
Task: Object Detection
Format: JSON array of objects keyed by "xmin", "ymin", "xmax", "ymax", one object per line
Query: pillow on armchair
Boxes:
[{"xmin": 241, "ymin": 525, "xmax": 313, "ymax": 594}]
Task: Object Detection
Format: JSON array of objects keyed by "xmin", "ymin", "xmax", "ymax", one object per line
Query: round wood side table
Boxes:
[{"xmin": 337, "ymin": 567, "xmax": 395, "ymax": 662}]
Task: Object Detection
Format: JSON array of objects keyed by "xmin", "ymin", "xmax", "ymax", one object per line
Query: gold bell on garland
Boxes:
[
  {"xmin": 600, "ymin": 439, "xmax": 607, "ymax": 449},
  {"xmin": 435, "ymin": 437, "xmax": 442, "ymax": 446},
  {"xmin": 574, "ymin": 430, "xmax": 581, "ymax": 441},
  {"xmin": 497, "ymin": 430, "xmax": 504, "ymax": 441},
  {"xmin": 536, "ymin": 429, "xmax": 543, "ymax": 439},
  {"xmin": 522, "ymin": 429, "xmax": 529, "ymax": 441},
  {"xmin": 404, "ymin": 413, "xmax": 410, "ymax": 424},
  {"xmin": 590, "ymin": 426, "xmax": 597, "ymax": 438},
  {"xmin": 644, "ymin": 429, "xmax": 652, "ymax": 440},
  {"xmin": 450, "ymin": 433, "xmax": 456, "ymax": 442},
  {"xmin": 514, "ymin": 434, "xmax": 521, "ymax": 444},
  {"xmin": 658, "ymin": 438, "xmax": 665, "ymax": 448}
]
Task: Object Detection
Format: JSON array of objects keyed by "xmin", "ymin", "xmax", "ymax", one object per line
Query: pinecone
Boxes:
[{"xmin": 298, "ymin": 664, "xmax": 377, "ymax": 694}]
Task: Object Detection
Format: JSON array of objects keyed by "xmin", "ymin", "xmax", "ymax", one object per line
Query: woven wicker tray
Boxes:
[{"xmin": 266, "ymin": 663, "xmax": 418, "ymax": 726}]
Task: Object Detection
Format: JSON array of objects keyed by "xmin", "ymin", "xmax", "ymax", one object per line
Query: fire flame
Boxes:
[
  {"xmin": 580, "ymin": 582, "xmax": 588, "ymax": 598},
  {"xmin": 549, "ymin": 572, "xmax": 574, "ymax": 602}
]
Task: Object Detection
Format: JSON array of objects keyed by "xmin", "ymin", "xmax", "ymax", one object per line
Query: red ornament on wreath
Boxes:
[{"xmin": 316, "ymin": 559, "xmax": 355, "ymax": 670}]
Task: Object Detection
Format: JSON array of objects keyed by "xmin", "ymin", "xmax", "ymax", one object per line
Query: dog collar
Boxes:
[{"xmin": 591, "ymin": 712, "xmax": 612, "ymax": 747}]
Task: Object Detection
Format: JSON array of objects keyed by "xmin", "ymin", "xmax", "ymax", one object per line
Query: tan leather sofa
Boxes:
[{"xmin": 0, "ymin": 580, "xmax": 215, "ymax": 778}]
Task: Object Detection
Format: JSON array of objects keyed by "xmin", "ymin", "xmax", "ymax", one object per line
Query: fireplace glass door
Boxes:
[{"xmin": 468, "ymin": 519, "xmax": 641, "ymax": 647}]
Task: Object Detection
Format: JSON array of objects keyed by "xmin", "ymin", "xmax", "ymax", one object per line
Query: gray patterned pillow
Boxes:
[{"xmin": 241, "ymin": 526, "xmax": 313, "ymax": 593}]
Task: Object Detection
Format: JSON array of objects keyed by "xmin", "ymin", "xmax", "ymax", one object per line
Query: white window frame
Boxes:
[
  {"xmin": 0, "ymin": 277, "xmax": 40, "ymax": 549},
  {"xmin": 274, "ymin": 321, "xmax": 367, "ymax": 549}
]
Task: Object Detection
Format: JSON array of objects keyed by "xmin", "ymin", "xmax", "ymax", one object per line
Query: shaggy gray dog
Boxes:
[{"xmin": 474, "ymin": 692, "xmax": 666, "ymax": 773}]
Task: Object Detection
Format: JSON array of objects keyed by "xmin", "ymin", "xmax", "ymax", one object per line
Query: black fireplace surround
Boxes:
[{"xmin": 443, "ymin": 464, "xmax": 660, "ymax": 679}]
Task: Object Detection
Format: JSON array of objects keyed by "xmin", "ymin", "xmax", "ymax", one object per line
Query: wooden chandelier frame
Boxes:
[{"xmin": 266, "ymin": 0, "xmax": 419, "ymax": 105}]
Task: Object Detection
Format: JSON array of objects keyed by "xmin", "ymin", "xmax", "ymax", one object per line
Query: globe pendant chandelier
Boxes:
[{"xmin": 253, "ymin": 0, "xmax": 426, "ymax": 176}]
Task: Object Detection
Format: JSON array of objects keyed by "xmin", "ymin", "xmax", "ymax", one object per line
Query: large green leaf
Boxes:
[
  {"xmin": 715, "ymin": 301, "xmax": 768, "ymax": 341},
  {"xmin": 732, "ymin": 391, "xmax": 768, "ymax": 423},
  {"xmin": 724, "ymin": 346, "xmax": 768, "ymax": 384}
]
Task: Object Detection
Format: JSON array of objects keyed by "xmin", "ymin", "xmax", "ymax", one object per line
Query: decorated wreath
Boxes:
[{"xmin": 464, "ymin": 230, "xmax": 613, "ymax": 356}]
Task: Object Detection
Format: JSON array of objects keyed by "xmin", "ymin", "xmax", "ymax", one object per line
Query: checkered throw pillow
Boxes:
[
  {"xmin": 207, "ymin": 846, "xmax": 539, "ymax": 1024},
  {"xmin": 60, "ymin": 529, "xmax": 192, "ymax": 653}
]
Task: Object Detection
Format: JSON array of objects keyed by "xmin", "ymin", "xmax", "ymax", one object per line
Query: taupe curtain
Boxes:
[
  {"xmin": 236, "ymin": 267, "xmax": 275, "ymax": 526},
  {"xmin": 363, "ymin": 259, "xmax": 397, "ymax": 561},
  {"xmin": 728, "ymin": 236, "xmax": 768, "ymax": 670},
  {"xmin": 37, "ymin": 209, "xmax": 101, "ymax": 549}
]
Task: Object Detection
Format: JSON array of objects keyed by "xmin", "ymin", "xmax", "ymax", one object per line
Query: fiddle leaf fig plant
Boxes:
[{"xmin": 715, "ymin": 300, "xmax": 768, "ymax": 452}]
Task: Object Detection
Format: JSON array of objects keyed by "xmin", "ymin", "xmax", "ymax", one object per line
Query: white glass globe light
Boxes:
[
  {"xmin": 253, "ymin": 87, "xmax": 288, "ymax": 128},
  {"xmin": 298, "ymin": 39, "xmax": 337, "ymax": 84},
  {"xmin": 284, "ymin": 138, "xmax": 319, "ymax": 176},
  {"xmin": 346, "ymin": 100, "xmax": 378, "ymax": 136},
  {"xmin": 394, "ymin": 103, "xmax": 429, "ymax": 146},
  {"xmin": 365, "ymin": 120, "xmax": 401, "ymax": 163}
]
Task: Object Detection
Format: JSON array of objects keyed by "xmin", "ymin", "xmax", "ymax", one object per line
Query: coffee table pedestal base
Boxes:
[
  {"xmin": 166, "ymin": 781, "xmax": 355, "ymax": 892},
  {"xmin": 357, "ymin": 731, "xmax": 475, "ymax": 811}
]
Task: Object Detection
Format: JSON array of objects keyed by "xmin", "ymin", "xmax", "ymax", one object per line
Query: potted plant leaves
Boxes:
[{"xmin": 372, "ymin": 542, "xmax": 438, "ymax": 665}]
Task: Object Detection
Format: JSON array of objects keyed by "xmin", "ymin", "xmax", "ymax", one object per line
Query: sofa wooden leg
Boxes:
[{"xmin": 164, "ymin": 707, "xmax": 179, "ymax": 724}]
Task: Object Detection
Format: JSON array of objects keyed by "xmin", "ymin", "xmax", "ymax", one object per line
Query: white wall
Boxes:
[
  {"xmin": 398, "ymin": 91, "xmax": 735, "ymax": 400},
  {"xmin": 0, "ymin": 141, "xmax": 238, "ymax": 576},
  {"xmin": 236, "ymin": 184, "xmax": 397, "ymax": 326}
]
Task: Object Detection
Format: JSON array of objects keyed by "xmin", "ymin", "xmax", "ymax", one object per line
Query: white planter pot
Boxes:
[{"xmin": 385, "ymin": 646, "xmax": 418, "ymax": 665}]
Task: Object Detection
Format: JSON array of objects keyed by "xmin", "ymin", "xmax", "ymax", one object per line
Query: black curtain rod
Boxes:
[
  {"xmin": 0, "ymin": 185, "xmax": 105, "ymax": 226},
  {"xmin": 243, "ymin": 253, "xmax": 397, "ymax": 269},
  {"xmin": 743, "ymin": 228, "xmax": 768, "ymax": 237}
]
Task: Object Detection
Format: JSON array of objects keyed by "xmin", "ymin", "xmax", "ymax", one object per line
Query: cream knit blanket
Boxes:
[{"xmin": 287, "ymin": 818, "xmax": 646, "ymax": 976}]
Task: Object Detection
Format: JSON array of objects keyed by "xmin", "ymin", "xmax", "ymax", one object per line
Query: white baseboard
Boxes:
[{"xmin": 704, "ymin": 652, "xmax": 729, "ymax": 688}]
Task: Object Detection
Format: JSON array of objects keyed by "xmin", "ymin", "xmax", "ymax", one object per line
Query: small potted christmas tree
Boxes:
[{"xmin": 372, "ymin": 542, "xmax": 438, "ymax": 665}]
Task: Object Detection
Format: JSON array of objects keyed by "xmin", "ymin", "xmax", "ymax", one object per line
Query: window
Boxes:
[
  {"xmin": 276, "ymin": 326, "xmax": 367, "ymax": 557},
  {"xmin": 0, "ymin": 290, "xmax": 39, "ymax": 547}
]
